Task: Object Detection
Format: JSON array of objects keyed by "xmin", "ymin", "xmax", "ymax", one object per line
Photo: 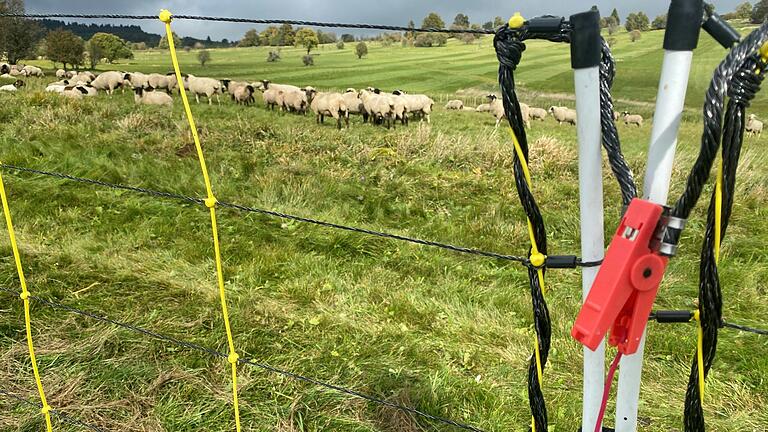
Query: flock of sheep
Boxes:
[{"xmin": 2, "ymin": 61, "xmax": 764, "ymax": 136}]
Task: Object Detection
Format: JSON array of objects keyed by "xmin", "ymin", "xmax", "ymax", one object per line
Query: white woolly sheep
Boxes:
[
  {"xmin": 343, "ymin": 89, "xmax": 369, "ymax": 123},
  {"xmin": 529, "ymin": 107, "xmax": 548, "ymax": 121},
  {"xmin": 70, "ymin": 71, "xmax": 96, "ymax": 84},
  {"xmin": 91, "ymin": 71, "xmax": 125, "ymax": 95},
  {"xmin": 148, "ymin": 73, "xmax": 177, "ymax": 93},
  {"xmin": 621, "ymin": 111, "xmax": 643, "ymax": 127},
  {"xmin": 445, "ymin": 99, "xmax": 464, "ymax": 110},
  {"xmin": 124, "ymin": 72, "xmax": 149, "ymax": 89},
  {"xmin": 281, "ymin": 88, "xmax": 310, "ymax": 114},
  {"xmin": 0, "ymin": 80, "xmax": 25, "ymax": 92},
  {"xmin": 392, "ymin": 90, "xmax": 433, "ymax": 123},
  {"xmin": 0, "ymin": 63, "xmax": 10, "ymax": 75},
  {"xmin": 55, "ymin": 69, "xmax": 66, "ymax": 78},
  {"xmin": 61, "ymin": 85, "xmax": 96, "ymax": 99},
  {"xmin": 359, "ymin": 89, "xmax": 395, "ymax": 129},
  {"xmin": 21, "ymin": 65, "xmax": 44, "ymax": 77},
  {"xmin": 233, "ymin": 84, "xmax": 256, "ymax": 105},
  {"xmin": 485, "ymin": 95, "xmax": 506, "ymax": 128},
  {"xmin": 262, "ymin": 88, "xmax": 283, "ymax": 110},
  {"xmin": 476, "ymin": 103, "xmax": 491, "ymax": 112},
  {"xmin": 184, "ymin": 75, "xmax": 223, "ymax": 105},
  {"xmin": 134, "ymin": 87, "xmax": 173, "ymax": 106},
  {"xmin": 613, "ymin": 110, "xmax": 620, "ymax": 121},
  {"xmin": 310, "ymin": 92, "xmax": 349, "ymax": 129},
  {"xmin": 746, "ymin": 114, "xmax": 763, "ymax": 137},
  {"xmin": 549, "ymin": 106, "xmax": 577, "ymax": 126}
]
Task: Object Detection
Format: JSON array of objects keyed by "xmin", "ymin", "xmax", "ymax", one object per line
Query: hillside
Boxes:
[{"xmin": 0, "ymin": 27, "xmax": 767, "ymax": 432}]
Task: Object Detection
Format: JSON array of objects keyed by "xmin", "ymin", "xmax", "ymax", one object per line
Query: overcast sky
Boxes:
[{"xmin": 26, "ymin": 0, "xmax": 748, "ymax": 40}]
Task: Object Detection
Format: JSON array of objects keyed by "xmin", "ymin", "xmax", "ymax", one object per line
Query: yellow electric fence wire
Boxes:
[
  {"xmin": 159, "ymin": 10, "xmax": 241, "ymax": 432},
  {"xmin": 693, "ymin": 310, "xmax": 705, "ymax": 406},
  {"xmin": 0, "ymin": 167, "xmax": 53, "ymax": 432},
  {"xmin": 509, "ymin": 129, "xmax": 546, "ymax": 431}
]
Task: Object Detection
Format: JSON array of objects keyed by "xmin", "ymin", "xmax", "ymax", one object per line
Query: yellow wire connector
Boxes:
[
  {"xmin": 508, "ymin": 12, "xmax": 525, "ymax": 29},
  {"xmin": 158, "ymin": 9, "xmax": 172, "ymax": 23},
  {"xmin": 529, "ymin": 252, "xmax": 545, "ymax": 268}
]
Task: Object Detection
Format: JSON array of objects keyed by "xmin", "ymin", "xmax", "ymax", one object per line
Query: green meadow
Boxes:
[{"xmin": 0, "ymin": 24, "xmax": 766, "ymax": 431}]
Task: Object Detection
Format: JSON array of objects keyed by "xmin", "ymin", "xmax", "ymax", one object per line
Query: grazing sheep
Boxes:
[
  {"xmin": 183, "ymin": 74, "xmax": 223, "ymax": 105},
  {"xmin": 56, "ymin": 69, "xmax": 66, "ymax": 78},
  {"xmin": 549, "ymin": 106, "xmax": 577, "ymax": 126},
  {"xmin": 392, "ymin": 90, "xmax": 433, "ymax": 123},
  {"xmin": 91, "ymin": 71, "xmax": 125, "ymax": 95},
  {"xmin": 0, "ymin": 80, "xmax": 25, "ymax": 92},
  {"xmin": 388, "ymin": 93, "xmax": 409, "ymax": 125},
  {"xmin": 359, "ymin": 89, "xmax": 395, "ymax": 129},
  {"xmin": 485, "ymin": 95, "xmax": 506, "ymax": 128},
  {"xmin": 310, "ymin": 92, "xmax": 349, "ymax": 129},
  {"xmin": 343, "ymin": 89, "xmax": 369, "ymax": 123},
  {"xmin": 281, "ymin": 88, "xmax": 310, "ymax": 114},
  {"xmin": 261, "ymin": 88, "xmax": 283, "ymax": 110},
  {"xmin": 233, "ymin": 84, "xmax": 256, "ymax": 105},
  {"xmin": 45, "ymin": 80, "xmax": 70, "ymax": 93},
  {"xmin": 223, "ymin": 80, "xmax": 248, "ymax": 97},
  {"xmin": 148, "ymin": 73, "xmax": 177, "ymax": 93},
  {"xmin": 476, "ymin": 103, "xmax": 491, "ymax": 112},
  {"xmin": 124, "ymin": 72, "xmax": 149, "ymax": 89},
  {"xmin": 519, "ymin": 102, "xmax": 531, "ymax": 128},
  {"xmin": 529, "ymin": 107, "xmax": 548, "ymax": 121},
  {"xmin": 61, "ymin": 85, "xmax": 96, "ymax": 99},
  {"xmin": 621, "ymin": 111, "xmax": 643, "ymax": 127},
  {"xmin": 70, "ymin": 71, "xmax": 96, "ymax": 84},
  {"xmin": 261, "ymin": 80, "xmax": 302, "ymax": 95},
  {"xmin": 134, "ymin": 87, "xmax": 173, "ymax": 106},
  {"xmin": 746, "ymin": 114, "xmax": 763, "ymax": 137},
  {"xmin": 613, "ymin": 110, "xmax": 620, "ymax": 121},
  {"xmin": 445, "ymin": 99, "xmax": 464, "ymax": 110},
  {"xmin": 21, "ymin": 65, "xmax": 44, "ymax": 77}
]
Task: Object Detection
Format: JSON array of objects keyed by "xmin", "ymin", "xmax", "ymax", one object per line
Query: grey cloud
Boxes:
[{"xmin": 26, "ymin": 0, "xmax": 747, "ymax": 41}]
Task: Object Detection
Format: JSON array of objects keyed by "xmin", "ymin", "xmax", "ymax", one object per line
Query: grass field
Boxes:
[{"xmin": 1, "ymin": 24, "xmax": 767, "ymax": 432}]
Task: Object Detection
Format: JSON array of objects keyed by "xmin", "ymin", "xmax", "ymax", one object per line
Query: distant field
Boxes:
[{"xmin": 1, "ymin": 24, "xmax": 767, "ymax": 432}]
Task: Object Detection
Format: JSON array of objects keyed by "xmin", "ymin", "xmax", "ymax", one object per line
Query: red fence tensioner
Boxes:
[{"xmin": 571, "ymin": 198, "xmax": 683, "ymax": 355}]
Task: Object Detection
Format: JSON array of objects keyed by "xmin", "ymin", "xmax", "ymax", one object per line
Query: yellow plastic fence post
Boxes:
[
  {"xmin": 0, "ymin": 166, "xmax": 54, "ymax": 432},
  {"xmin": 158, "ymin": 10, "xmax": 242, "ymax": 432},
  {"xmin": 508, "ymin": 128, "xmax": 546, "ymax": 432}
]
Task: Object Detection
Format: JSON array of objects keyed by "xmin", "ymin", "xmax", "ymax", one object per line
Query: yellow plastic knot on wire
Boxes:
[
  {"xmin": 204, "ymin": 197, "xmax": 217, "ymax": 208},
  {"xmin": 508, "ymin": 12, "xmax": 525, "ymax": 29},
  {"xmin": 40, "ymin": 404, "xmax": 51, "ymax": 415},
  {"xmin": 529, "ymin": 252, "xmax": 546, "ymax": 268},
  {"xmin": 228, "ymin": 352, "xmax": 240, "ymax": 364},
  {"xmin": 158, "ymin": 9, "xmax": 173, "ymax": 23},
  {"xmin": 19, "ymin": 291, "xmax": 29, "ymax": 300},
  {"xmin": 693, "ymin": 309, "xmax": 701, "ymax": 321}
]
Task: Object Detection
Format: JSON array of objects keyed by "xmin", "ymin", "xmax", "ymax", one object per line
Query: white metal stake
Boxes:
[
  {"xmin": 574, "ymin": 64, "xmax": 606, "ymax": 432},
  {"xmin": 614, "ymin": 49, "xmax": 695, "ymax": 432}
]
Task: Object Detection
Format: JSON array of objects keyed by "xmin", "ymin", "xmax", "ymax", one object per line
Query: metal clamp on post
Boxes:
[
  {"xmin": 653, "ymin": 207, "xmax": 687, "ymax": 257},
  {"xmin": 571, "ymin": 198, "xmax": 671, "ymax": 355}
]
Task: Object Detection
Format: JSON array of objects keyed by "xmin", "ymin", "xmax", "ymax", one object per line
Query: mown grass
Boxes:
[{"xmin": 0, "ymin": 25, "xmax": 767, "ymax": 432}]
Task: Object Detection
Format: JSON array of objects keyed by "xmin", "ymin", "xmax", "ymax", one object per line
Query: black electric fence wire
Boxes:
[
  {"xmin": 0, "ymin": 286, "xmax": 485, "ymax": 432},
  {"xmin": 721, "ymin": 321, "xmax": 768, "ymax": 336},
  {"xmin": 0, "ymin": 163, "xmax": 603, "ymax": 268},
  {"xmin": 0, "ymin": 13, "xmax": 494, "ymax": 34},
  {"xmin": 684, "ymin": 36, "xmax": 768, "ymax": 432},
  {"xmin": 0, "ymin": 388, "xmax": 107, "ymax": 432},
  {"xmin": 599, "ymin": 38, "xmax": 638, "ymax": 206}
]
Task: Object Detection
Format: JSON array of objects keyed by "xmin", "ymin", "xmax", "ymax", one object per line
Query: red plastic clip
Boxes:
[{"xmin": 572, "ymin": 198, "xmax": 669, "ymax": 355}]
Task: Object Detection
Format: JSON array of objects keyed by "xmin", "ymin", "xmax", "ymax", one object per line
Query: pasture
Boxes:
[{"xmin": 1, "ymin": 25, "xmax": 767, "ymax": 431}]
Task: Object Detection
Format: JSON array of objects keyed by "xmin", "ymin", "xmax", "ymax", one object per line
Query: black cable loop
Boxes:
[
  {"xmin": 599, "ymin": 38, "xmax": 638, "ymax": 206},
  {"xmin": 0, "ymin": 13, "xmax": 495, "ymax": 34},
  {"xmin": 670, "ymin": 23, "xmax": 768, "ymax": 222},
  {"xmin": 0, "ymin": 286, "xmax": 486, "ymax": 432},
  {"xmin": 684, "ymin": 44, "xmax": 768, "ymax": 432},
  {"xmin": 0, "ymin": 388, "xmax": 107, "ymax": 432},
  {"xmin": 494, "ymin": 24, "xmax": 557, "ymax": 432}
]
